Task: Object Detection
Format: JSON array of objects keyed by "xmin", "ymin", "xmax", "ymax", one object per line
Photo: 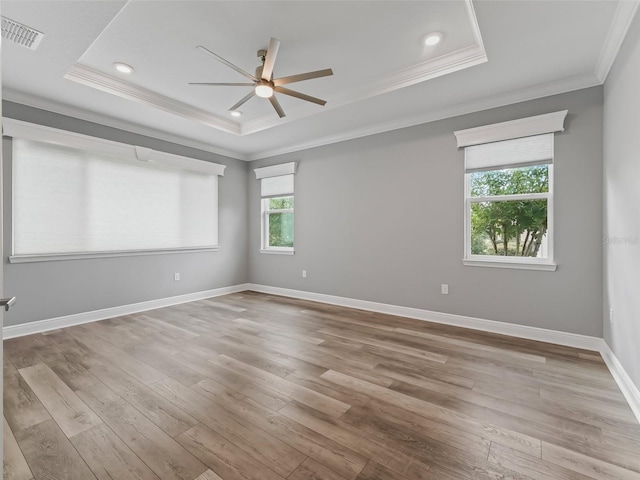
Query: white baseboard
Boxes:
[
  {"xmin": 247, "ymin": 283, "xmax": 603, "ymax": 351},
  {"xmin": 2, "ymin": 283, "xmax": 251, "ymax": 339},
  {"xmin": 599, "ymin": 341, "xmax": 640, "ymax": 424}
]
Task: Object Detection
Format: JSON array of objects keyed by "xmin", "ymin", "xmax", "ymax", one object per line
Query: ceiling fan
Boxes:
[{"xmin": 189, "ymin": 37, "xmax": 333, "ymax": 118}]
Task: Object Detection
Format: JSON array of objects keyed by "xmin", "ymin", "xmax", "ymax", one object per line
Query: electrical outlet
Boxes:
[
  {"xmin": 609, "ymin": 308, "xmax": 614, "ymax": 324},
  {"xmin": 174, "ymin": 273, "xmax": 180, "ymax": 281},
  {"xmin": 441, "ymin": 284, "xmax": 449, "ymax": 295},
  {"xmin": 302, "ymin": 270, "xmax": 307, "ymax": 278}
]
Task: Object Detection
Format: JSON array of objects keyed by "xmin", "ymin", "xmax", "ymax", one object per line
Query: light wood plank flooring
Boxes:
[{"xmin": 3, "ymin": 291, "xmax": 640, "ymax": 480}]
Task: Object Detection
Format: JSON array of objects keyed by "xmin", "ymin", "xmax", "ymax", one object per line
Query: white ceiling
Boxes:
[{"xmin": 2, "ymin": 1, "xmax": 637, "ymax": 160}]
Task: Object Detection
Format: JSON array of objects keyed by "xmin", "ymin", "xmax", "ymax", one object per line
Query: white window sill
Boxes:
[
  {"xmin": 260, "ymin": 249, "xmax": 295, "ymax": 255},
  {"xmin": 9, "ymin": 246, "xmax": 220, "ymax": 264},
  {"xmin": 463, "ymin": 258, "xmax": 557, "ymax": 271}
]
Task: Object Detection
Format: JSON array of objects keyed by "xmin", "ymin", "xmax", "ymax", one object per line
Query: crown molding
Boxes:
[
  {"xmin": 465, "ymin": 0, "xmax": 486, "ymax": 53},
  {"xmin": 65, "ymin": 42, "xmax": 487, "ymax": 140},
  {"xmin": 5, "ymin": 72, "xmax": 599, "ymax": 164},
  {"xmin": 64, "ymin": 63, "xmax": 240, "ymax": 135},
  {"xmin": 246, "ymin": 73, "xmax": 599, "ymax": 160},
  {"xmin": 595, "ymin": 0, "xmax": 640, "ymax": 83},
  {"xmin": 2, "ymin": 88, "xmax": 249, "ymax": 161}
]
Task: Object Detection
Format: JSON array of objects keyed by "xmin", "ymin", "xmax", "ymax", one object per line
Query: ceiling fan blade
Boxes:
[
  {"xmin": 273, "ymin": 69, "xmax": 333, "ymax": 87},
  {"xmin": 229, "ymin": 90, "xmax": 256, "ymax": 111},
  {"xmin": 261, "ymin": 37, "xmax": 281, "ymax": 80},
  {"xmin": 269, "ymin": 95, "xmax": 286, "ymax": 118},
  {"xmin": 196, "ymin": 45, "xmax": 257, "ymax": 81},
  {"xmin": 189, "ymin": 82, "xmax": 255, "ymax": 86},
  {"xmin": 274, "ymin": 86, "xmax": 327, "ymax": 106}
]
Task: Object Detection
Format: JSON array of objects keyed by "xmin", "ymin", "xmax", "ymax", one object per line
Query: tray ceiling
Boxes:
[{"xmin": 1, "ymin": 1, "xmax": 636, "ymax": 160}]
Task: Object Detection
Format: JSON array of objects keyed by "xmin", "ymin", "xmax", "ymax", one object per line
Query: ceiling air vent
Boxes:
[{"xmin": 1, "ymin": 16, "xmax": 44, "ymax": 50}]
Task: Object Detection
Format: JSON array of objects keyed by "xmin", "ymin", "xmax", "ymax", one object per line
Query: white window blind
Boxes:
[
  {"xmin": 465, "ymin": 133, "xmax": 553, "ymax": 173},
  {"xmin": 261, "ymin": 174, "xmax": 294, "ymax": 198},
  {"xmin": 12, "ymin": 135, "xmax": 223, "ymax": 257}
]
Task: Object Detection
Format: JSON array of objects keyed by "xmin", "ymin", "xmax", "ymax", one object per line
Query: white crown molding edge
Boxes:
[
  {"xmin": 600, "ymin": 340, "xmax": 640, "ymax": 424},
  {"xmin": 2, "ymin": 283, "xmax": 251, "ymax": 340},
  {"xmin": 453, "ymin": 110, "xmax": 567, "ymax": 148},
  {"xmin": 595, "ymin": 0, "xmax": 640, "ymax": 83},
  {"xmin": 2, "ymin": 88, "xmax": 249, "ymax": 161},
  {"xmin": 64, "ymin": 64, "xmax": 240, "ymax": 135},
  {"xmin": 247, "ymin": 73, "xmax": 599, "ymax": 160},
  {"xmin": 63, "ymin": 44, "xmax": 487, "ymax": 140},
  {"xmin": 465, "ymin": 0, "xmax": 486, "ymax": 53}
]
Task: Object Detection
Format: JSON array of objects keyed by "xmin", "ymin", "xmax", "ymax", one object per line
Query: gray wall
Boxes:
[
  {"xmin": 2, "ymin": 102, "xmax": 249, "ymax": 327},
  {"xmin": 603, "ymin": 12, "xmax": 640, "ymax": 390},
  {"xmin": 249, "ymin": 87, "xmax": 604, "ymax": 337},
  {"xmin": 3, "ymin": 86, "xmax": 605, "ymax": 339}
]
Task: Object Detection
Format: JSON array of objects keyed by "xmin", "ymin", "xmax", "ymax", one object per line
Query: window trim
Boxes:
[
  {"xmin": 456, "ymin": 112, "xmax": 566, "ymax": 271},
  {"xmin": 463, "ymin": 162, "xmax": 555, "ymax": 270}
]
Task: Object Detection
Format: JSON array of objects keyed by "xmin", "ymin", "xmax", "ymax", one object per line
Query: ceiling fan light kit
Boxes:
[
  {"xmin": 190, "ymin": 37, "xmax": 333, "ymax": 118},
  {"xmin": 255, "ymin": 81, "xmax": 274, "ymax": 98}
]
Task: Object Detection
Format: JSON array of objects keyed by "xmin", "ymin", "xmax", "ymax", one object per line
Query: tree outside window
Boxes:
[{"xmin": 469, "ymin": 165, "xmax": 549, "ymax": 258}]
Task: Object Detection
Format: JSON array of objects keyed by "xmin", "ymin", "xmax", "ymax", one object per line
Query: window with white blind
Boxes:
[
  {"xmin": 254, "ymin": 162, "xmax": 297, "ymax": 254},
  {"xmin": 454, "ymin": 111, "xmax": 567, "ymax": 271},
  {"xmin": 5, "ymin": 119, "xmax": 226, "ymax": 262}
]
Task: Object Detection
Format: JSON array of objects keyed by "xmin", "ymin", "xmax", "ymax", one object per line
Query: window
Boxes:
[
  {"xmin": 254, "ymin": 162, "xmax": 297, "ymax": 254},
  {"xmin": 5, "ymin": 119, "xmax": 226, "ymax": 262},
  {"xmin": 454, "ymin": 111, "xmax": 567, "ymax": 271}
]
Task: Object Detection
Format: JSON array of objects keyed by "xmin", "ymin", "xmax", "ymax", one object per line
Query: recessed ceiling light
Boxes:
[
  {"xmin": 424, "ymin": 32, "xmax": 443, "ymax": 46},
  {"xmin": 114, "ymin": 62, "xmax": 134, "ymax": 74},
  {"xmin": 230, "ymin": 110, "xmax": 242, "ymax": 118}
]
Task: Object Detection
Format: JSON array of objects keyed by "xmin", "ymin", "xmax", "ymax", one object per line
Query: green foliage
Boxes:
[
  {"xmin": 269, "ymin": 197, "xmax": 294, "ymax": 209},
  {"xmin": 268, "ymin": 196, "xmax": 294, "ymax": 247},
  {"xmin": 470, "ymin": 165, "xmax": 548, "ymax": 257}
]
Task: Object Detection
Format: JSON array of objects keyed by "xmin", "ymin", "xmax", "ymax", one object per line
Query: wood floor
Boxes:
[{"xmin": 3, "ymin": 291, "xmax": 640, "ymax": 480}]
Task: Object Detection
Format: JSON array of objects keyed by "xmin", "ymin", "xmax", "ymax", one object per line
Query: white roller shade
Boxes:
[
  {"xmin": 465, "ymin": 133, "xmax": 553, "ymax": 173},
  {"xmin": 13, "ymin": 138, "xmax": 219, "ymax": 255},
  {"xmin": 261, "ymin": 174, "xmax": 294, "ymax": 198}
]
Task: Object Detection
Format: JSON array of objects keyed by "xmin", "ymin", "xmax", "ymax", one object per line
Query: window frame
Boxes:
[
  {"xmin": 254, "ymin": 162, "xmax": 297, "ymax": 256},
  {"xmin": 261, "ymin": 195, "xmax": 295, "ymax": 254},
  {"xmin": 463, "ymin": 163, "xmax": 556, "ymax": 271}
]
